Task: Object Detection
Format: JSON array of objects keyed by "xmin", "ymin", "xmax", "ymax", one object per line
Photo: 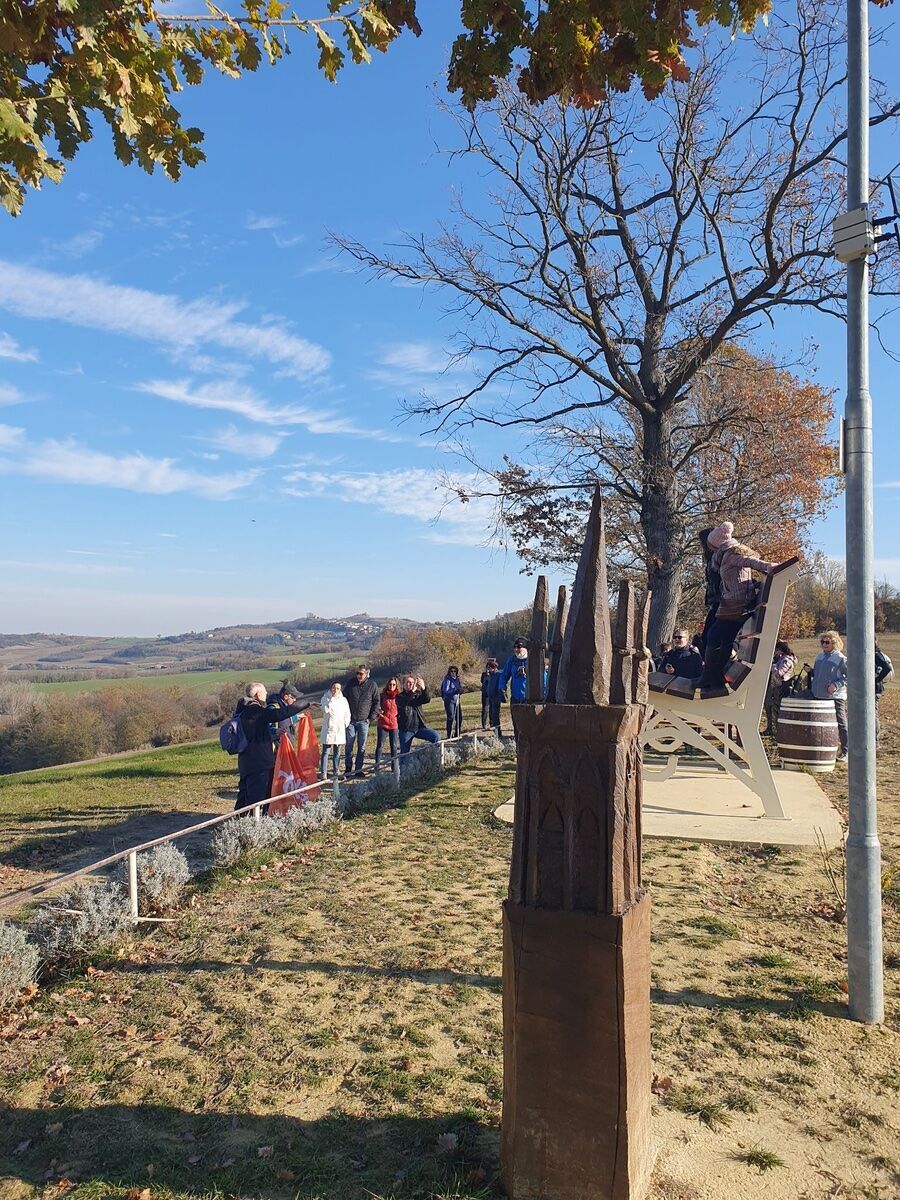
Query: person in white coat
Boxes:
[{"xmin": 320, "ymin": 682, "xmax": 352, "ymax": 778}]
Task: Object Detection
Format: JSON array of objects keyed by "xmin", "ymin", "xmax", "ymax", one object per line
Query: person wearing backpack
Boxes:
[
  {"xmin": 232, "ymin": 682, "xmax": 310, "ymax": 812},
  {"xmin": 440, "ymin": 665, "xmax": 463, "ymax": 738},
  {"xmin": 697, "ymin": 522, "xmax": 776, "ymax": 699},
  {"xmin": 874, "ymin": 639, "xmax": 893, "ymax": 745}
]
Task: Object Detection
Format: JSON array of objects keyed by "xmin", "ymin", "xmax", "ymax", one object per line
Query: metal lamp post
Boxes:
[{"xmin": 837, "ymin": 0, "xmax": 884, "ymax": 1024}]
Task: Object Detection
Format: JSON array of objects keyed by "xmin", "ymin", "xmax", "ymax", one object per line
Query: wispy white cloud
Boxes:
[
  {"xmin": 0, "ymin": 558, "xmax": 134, "ymax": 577},
  {"xmin": 204, "ymin": 423, "xmax": 285, "ymax": 459},
  {"xmin": 377, "ymin": 342, "xmax": 452, "ymax": 376},
  {"xmin": 245, "ymin": 212, "xmax": 285, "ymax": 231},
  {"xmin": 0, "ymin": 384, "xmax": 27, "ymax": 407},
  {"xmin": 0, "ymin": 438, "xmax": 256, "ymax": 500},
  {"xmin": 57, "ymin": 228, "xmax": 104, "ymax": 259},
  {"xmin": 297, "ymin": 257, "xmax": 350, "ymax": 277},
  {"xmin": 0, "ymin": 259, "xmax": 330, "ymax": 379},
  {"xmin": 0, "ymin": 332, "xmax": 37, "ymax": 363},
  {"xmin": 137, "ymin": 377, "xmax": 406, "ymax": 442},
  {"xmin": 273, "ymin": 233, "xmax": 305, "ymax": 249},
  {"xmin": 0, "ymin": 423, "xmax": 24, "ymax": 449},
  {"xmin": 159, "ymin": 533, "xmax": 178, "ymax": 538},
  {"xmin": 286, "ymin": 467, "xmax": 498, "ymax": 546},
  {"xmin": 368, "ymin": 340, "xmax": 474, "ymax": 403}
]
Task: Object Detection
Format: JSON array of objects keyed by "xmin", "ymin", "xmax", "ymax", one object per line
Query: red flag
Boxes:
[
  {"xmin": 269, "ymin": 734, "xmax": 305, "ymax": 816},
  {"xmin": 294, "ymin": 712, "xmax": 321, "ymax": 802}
]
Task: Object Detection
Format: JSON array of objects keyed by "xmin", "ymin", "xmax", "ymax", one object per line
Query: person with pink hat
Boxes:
[{"xmin": 697, "ymin": 522, "xmax": 777, "ymax": 699}]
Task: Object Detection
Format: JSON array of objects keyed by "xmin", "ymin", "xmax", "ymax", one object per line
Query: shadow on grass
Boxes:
[
  {"xmin": 122, "ymin": 957, "xmax": 501, "ymax": 990},
  {"xmin": 0, "ymin": 1105, "xmax": 498, "ymax": 1200},
  {"xmin": 0, "ymin": 809, "xmax": 227, "ymax": 871},
  {"xmin": 651, "ymin": 985, "xmax": 846, "ymax": 1019}
]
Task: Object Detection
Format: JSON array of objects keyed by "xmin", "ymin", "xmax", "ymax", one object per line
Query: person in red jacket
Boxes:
[{"xmin": 375, "ymin": 677, "xmax": 401, "ymax": 769}]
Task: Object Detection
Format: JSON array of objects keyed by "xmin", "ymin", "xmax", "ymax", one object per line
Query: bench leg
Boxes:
[{"xmin": 739, "ymin": 720, "xmax": 787, "ymax": 820}]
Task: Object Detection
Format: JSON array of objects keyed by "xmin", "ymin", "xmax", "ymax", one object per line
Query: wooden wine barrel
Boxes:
[{"xmin": 776, "ymin": 697, "xmax": 840, "ymax": 772}]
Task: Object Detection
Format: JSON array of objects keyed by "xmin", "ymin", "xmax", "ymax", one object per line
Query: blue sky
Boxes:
[{"xmin": 0, "ymin": 6, "xmax": 898, "ymax": 636}]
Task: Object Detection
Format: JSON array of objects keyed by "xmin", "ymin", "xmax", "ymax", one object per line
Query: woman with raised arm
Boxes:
[{"xmin": 697, "ymin": 522, "xmax": 776, "ymax": 699}]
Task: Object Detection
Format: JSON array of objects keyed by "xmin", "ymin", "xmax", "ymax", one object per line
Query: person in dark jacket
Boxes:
[
  {"xmin": 270, "ymin": 685, "xmax": 302, "ymax": 741},
  {"xmin": 697, "ymin": 526, "xmax": 722, "ymax": 653},
  {"xmin": 235, "ymin": 682, "xmax": 309, "ymax": 811},
  {"xmin": 660, "ymin": 630, "xmax": 703, "ymax": 679},
  {"xmin": 396, "ymin": 675, "xmax": 440, "ymax": 755},
  {"xmin": 479, "ymin": 662, "xmax": 493, "ymax": 729},
  {"xmin": 875, "ymin": 639, "xmax": 893, "ymax": 745},
  {"xmin": 482, "ymin": 659, "xmax": 501, "ymax": 733},
  {"xmin": 343, "ymin": 664, "xmax": 380, "ymax": 777},
  {"xmin": 440, "ymin": 665, "xmax": 463, "ymax": 738}
]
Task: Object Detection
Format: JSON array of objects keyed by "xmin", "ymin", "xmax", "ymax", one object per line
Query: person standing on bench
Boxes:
[{"xmin": 697, "ymin": 522, "xmax": 776, "ymax": 700}]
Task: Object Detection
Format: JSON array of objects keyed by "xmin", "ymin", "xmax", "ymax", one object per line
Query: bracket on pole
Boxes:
[{"xmin": 833, "ymin": 204, "xmax": 875, "ymax": 262}]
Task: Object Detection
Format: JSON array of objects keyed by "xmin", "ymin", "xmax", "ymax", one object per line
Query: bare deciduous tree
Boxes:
[{"xmin": 336, "ymin": 0, "xmax": 898, "ymax": 649}]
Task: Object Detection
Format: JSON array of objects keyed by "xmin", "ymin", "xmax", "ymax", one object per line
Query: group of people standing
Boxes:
[
  {"xmin": 318, "ymin": 667, "xmax": 442, "ymax": 778},
  {"xmin": 232, "ymin": 644, "xmax": 538, "ymax": 803}
]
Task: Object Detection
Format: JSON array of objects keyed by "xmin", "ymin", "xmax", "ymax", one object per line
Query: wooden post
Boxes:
[
  {"xmin": 556, "ymin": 486, "xmax": 612, "ymax": 705},
  {"xmin": 502, "ymin": 487, "xmax": 653, "ymax": 1200},
  {"xmin": 546, "ymin": 585, "xmax": 568, "ymax": 704},
  {"xmin": 527, "ymin": 575, "xmax": 549, "ymax": 701},
  {"xmin": 127, "ymin": 851, "xmax": 139, "ymax": 923}
]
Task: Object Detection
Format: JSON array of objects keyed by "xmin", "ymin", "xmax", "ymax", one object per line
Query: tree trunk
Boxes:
[{"xmin": 640, "ymin": 409, "xmax": 685, "ymax": 653}]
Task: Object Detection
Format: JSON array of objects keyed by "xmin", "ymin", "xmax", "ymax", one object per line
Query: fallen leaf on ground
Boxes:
[
  {"xmin": 651, "ymin": 1073, "xmax": 674, "ymax": 1097},
  {"xmin": 46, "ymin": 1123, "xmax": 63, "ymax": 1137},
  {"xmin": 13, "ymin": 1139, "xmax": 32, "ymax": 1155},
  {"xmin": 276, "ymin": 1168, "xmax": 296, "ymax": 1181},
  {"xmin": 257, "ymin": 1145, "xmax": 274, "ymax": 1159},
  {"xmin": 436, "ymin": 1132, "xmax": 458, "ymax": 1153}
]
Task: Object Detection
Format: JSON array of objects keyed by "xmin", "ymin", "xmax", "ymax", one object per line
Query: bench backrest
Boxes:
[{"xmin": 723, "ymin": 556, "xmax": 801, "ymax": 707}]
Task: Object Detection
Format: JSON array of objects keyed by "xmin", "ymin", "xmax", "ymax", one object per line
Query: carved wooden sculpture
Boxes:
[{"xmin": 502, "ymin": 486, "xmax": 654, "ymax": 1200}]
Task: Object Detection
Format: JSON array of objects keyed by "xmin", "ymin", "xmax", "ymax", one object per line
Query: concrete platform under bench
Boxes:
[{"xmin": 494, "ymin": 761, "xmax": 843, "ymax": 848}]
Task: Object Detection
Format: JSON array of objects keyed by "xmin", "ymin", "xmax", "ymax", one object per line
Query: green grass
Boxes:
[
  {"xmin": 665, "ymin": 1085, "xmax": 732, "ymax": 1131},
  {"xmin": 31, "ymin": 655, "xmax": 353, "ymax": 696},
  {"xmin": 0, "ymin": 756, "xmax": 516, "ymax": 1200},
  {"xmin": 736, "ymin": 1146, "xmax": 786, "ymax": 1172}
]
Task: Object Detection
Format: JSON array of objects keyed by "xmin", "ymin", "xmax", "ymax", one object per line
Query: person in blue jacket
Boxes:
[
  {"xmin": 500, "ymin": 638, "xmax": 529, "ymax": 703},
  {"xmin": 440, "ymin": 665, "xmax": 463, "ymax": 738}
]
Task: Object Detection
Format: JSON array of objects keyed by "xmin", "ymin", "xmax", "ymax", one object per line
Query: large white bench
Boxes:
[{"xmin": 641, "ymin": 557, "xmax": 801, "ymax": 819}]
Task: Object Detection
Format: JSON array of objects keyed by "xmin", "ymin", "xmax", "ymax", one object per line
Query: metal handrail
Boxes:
[{"xmin": 0, "ymin": 726, "xmax": 501, "ymax": 917}]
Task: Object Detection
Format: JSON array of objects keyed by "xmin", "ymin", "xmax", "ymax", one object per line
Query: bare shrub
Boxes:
[
  {"xmin": 212, "ymin": 801, "xmax": 340, "ymax": 867},
  {"xmin": 132, "ymin": 844, "xmax": 191, "ymax": 914},
  {"xmin": 0, "ymin": 681, "xmax": 41, "ymax": 720},
  {"xmin": 28, "ymin": 881, "xmax": 131, "ymax": 971},
  {"xmin": 0, "ymin": 920, "xmax": 39, "ymax": 1011}
]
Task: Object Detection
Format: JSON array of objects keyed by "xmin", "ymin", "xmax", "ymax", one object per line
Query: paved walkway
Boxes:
[{"xmin": 493, "ymin": 762, "xmax": 843, "ymax": 848}]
